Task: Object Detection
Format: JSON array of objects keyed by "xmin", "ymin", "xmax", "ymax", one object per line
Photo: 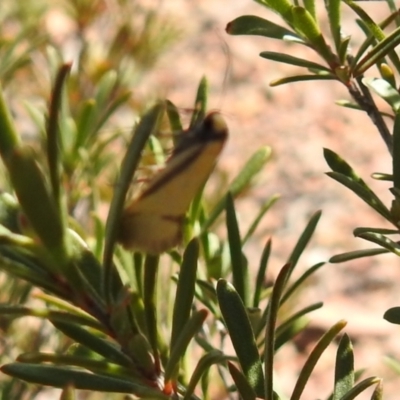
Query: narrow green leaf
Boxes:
[
  {"xmin": 343, "ymin": 0, "xmax": 386, "ymax": 42},
  {"xmin": 281, "ymin": 262, "xmax": 325, "ymax": 305},
  {"xmin": 217, "ymin": 279, "xmax": 264, "ymax": 397},
  {"xmin": 0, "ymin": 363, "xmax": 167, "ymax": 398},
  {"xmin": 286, "ymin": 210, "xmax": 322, "ymax": 278},
  {"xmin": 165, "ymin": 100, "xmax": 183, "ymax": 133},
  {"xmin": 290, "ymin": 320, "xmax": 347, "ymax": 400},
  {"xmin": 164, "ymin": 309, "xmax": 208, "ymax": 382},
  {"xmin": 292, "ymin": 6, "xmax": 336, "ymax": 65},
  {"xmin": 393, "ymin": 113, "xmax": 400, "ymax": 191},
  {"xmin": 7, "ymin": 146, "xmax": 66, "ymax": 259},
  {"xmin": 243, "ymin": 195, "xmax": 279, "ymax": 245},
  {"xmin": 264, "ymin": 263, "xmax": 291, "ymax": 400},
  {"xmin": 0, "ymin": 82, "xmax": 21, "ymax": 159},
  {"xmin": 384, "ymin": 355, "xmax": 400, "ymax": 373},
  {"xmin": 253, "ymin": 239, "xmax": 272, "ymax": 308},
  {"xmin": 0, "ymin": 251, "xmax": 68, "ymax": 298},
  {"xmin": 183, "ymin": 350, "xmax": 227, "ymax": 400},
  {"xmin": 228, "ymin": 362, "xmax": 257, "ymax": 400},
  {"xmin": 263, "ymin": 0, "xmax": 294, "ymax": 24},
  {"xmin": 103, "ymin": 102, "xmax": 165, "ymax": 303},
  {"xmin": 333, "ymin": 334, "xmax": 354, "ymax": 400},
  {"xmin": 276, "ymin": 302, "xmax": 323, "ymax": 341},
  {"xmin": 46, "ymin": 63, "xmax": 71, "ymax": 213},
  {"xmin": 51, "ymin": 320, "xmax": 134, "ymax": 368},
  {"xmin": 303, "ymin": 0, "xmax": 316, "ymax": 21},
  {"xmin": 0, "ymin": 305, "xmax": 104, "ymax": 332},
  {"xmin": 328, "ymin": 172, "xmax": 392, "ymax": 220},
  {"xmin": 352, "ymin": 24, "xmax": 400, "ymax": 76},
  {"xmin": 270, "ymin": 73, "xmax": 337, "ymax": 86},
  {"xmin": 203, "ymin": 147, "xmax": 271, "ymax": 231},
  {"xmin": 94, "ymin": 91, "xmax": 132, "ymax": 143},
  {"xmin": 329, "ymin": 248, "xmax": 389, "ymax": 263},
  {"xmin": 326, "ymin": 0, "xmax": 342, "ymax": 52},
  {"xmin": 143, "ymin": 254, "xmax": 159, "ymax": 364},
  {"xmin": 370, "ymin": 379, "xmax": 383, "ymax": 400},
  {"xmin": 383, "ymin": 307, "xmax": 400, "ymax": 325},
  {"xmin": 340, "ymin": 377, "xmax": 381, "ymax": 400},
  {"xmin": 355, "ymin": 232, "xmax": 400, "ymax": 256},
  {"xmin": 94, "ymin": 70, "xmax": 118, "ymax": 111},
  {"xmin": 363, "ymin": 77, "xmax": 400, "ymax": 112},
  {"xmin": 260, "ymin": 51, "xmax": 331, "ymax": 72},
  {"xmin": 371, "ymin": 172, "xmax": 393, "ymax": 182},
  {"xmin": 190, "ymin": 76, "xmax": 208, "ymax": 128},
  {"xmin": 17, "ymin": 352, "xmax": 134, "ymax": 380},
  {"xmin": 226, "ymin": 15, "xmax": 301, "ymax": 41},
  {"xmin": 274, "ymin": 316, "xmax": 309, "ymax": 352},
  {"xmin": 338, "ymin": 35, "xmax": 352, "ymax": 65},
  {"xmin": 75, "ymin": 99, "xmax": 96, "ymax": 151},
  {"xmin": 226, "ymin": 193, "xmax": 249, "ymax": 306},
  {"xmin": 170, "ymin": 239, "xmax": 199, "ymax": 351}
]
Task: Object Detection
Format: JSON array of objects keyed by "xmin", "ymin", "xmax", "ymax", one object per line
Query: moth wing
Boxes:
[{"xmin": 118, "ymin": 212, "xmax": 184, "ymax": 254}]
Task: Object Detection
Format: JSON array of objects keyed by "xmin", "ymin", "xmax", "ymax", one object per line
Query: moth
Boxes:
[{"xmin": 117, "ymin": 111, "xmax": 228, "ymax": 254}]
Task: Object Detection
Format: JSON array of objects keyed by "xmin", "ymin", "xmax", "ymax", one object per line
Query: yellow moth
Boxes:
[{"xmin": 117, "ymin": 111, "xmax": 228, "ymax": 254}]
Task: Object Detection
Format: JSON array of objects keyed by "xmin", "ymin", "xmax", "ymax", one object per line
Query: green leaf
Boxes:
[
  {"xmin": 0, "ymin": 305, "xmax": 104, "ymax": 332},
  {"xmin": 303, "ymin": 0, "xmax": 316, "ymax": 21},
  {"xmin": 217, "ymin": 279, "xmax": 264, "ymax": 397},
  {"xmin": 0, "ymin": 363, "xmax": 167, "ymax": 398},
  {"xmin": 286, "ymin": 210, "xmax": 322, "ymax": 279},
  {"xmin": 165, "ymin": 100, "xmax": 183, "ymax": 133},
  {"xmin": 227, "ymin": 362, "xmax": 257, "ymax": 400},
  {"xmin": 183, "ymin": 350, "xmax": 227, "ymax": 400},
  {"xmin": 363, "ymin": 77, "xmax": 400, "ymax": 112},
  {"xmin": 291, "ymin": 6, "xmax": 336, "ymax": 65},
  {"xmin": 270, "ymin": 73, "xmax": 336, "ymax": 86},
  {"xmin": 324, "ymin": 149, "xmax": 391, "ymax": 221},
  {"xmin": 226, "ymin": 15, "xmax": 301, "ymax": 41},
  {"xmin": 46, "ymin": 64, "xmax": 71, "ymax": 214},
  {"xmin": 350, "ymin": 17, "xmax": 400, "ymax": 76},
  {"xmin": 226, "ymin": 193, "xmax": 249, "ymax": 306},
  {"xmin": 190, "ymin": 76, "xmax": 208, "ymax": 127},
  {"xmin": 264, "ymin": 263, "xmax": 291, "ymax": 400},
  {"xmin": 243, "ymin": 195, "xmax": 279, "ymax": 245},
  {"xmin": 170, "ymin": 239, "xmax": 199, "ymax": 353},
  {"xmin": 253, "ymin": 239, "xmax": 272, "ymax": 308},
  {"xmin": 0, "ymin": 82, "xmax": 21, "ymax": 159},
  {"xmin": 143, "ymin": 254, "xmax": 160, "ymax": 363},
  {"xmin": 203, "ymin": 147, "xmax": 271, "ymax": 231},
  {"xmin": 333, "ymin": 334, "xmax": 354, "ymax": 400},
  {"xmin": 340, "ymin": 377, "xmax": 381, "ymax": 400},
  {"xmin": 0, "ymin": 250, "xmax": 68, "ymax": 298},
  {"xmin": 260, "ymin": 51, "xmax": 331, "ymax": 72},
  {"xmin": 164, "ymin": 309, "xmax": 208, "ymax": 382},
  {"xmin": 275, "ymin": 303, "xmax": 322, "ymax": 351},
  {"xmin": 355, "ymin": 231, "xmax": 400, "ymax": 256},
  {"xmin": 103, "ymin": 102, "xmax": 165, "ymax": 303},
  {"xmin": 329, "ymin": 248, "xmax": 389, "ymax": 263},
  {"xmin": 370, "ymin": 380, "xmax": 383, "ymax": 400},
  {"xmin": 325, "ymin": 0, "xmax": 342, "ymax": 52},
  {"xmin": 281, "ymin": 262, "xmax": 325, "ymax": 305},
  {"xmin": 51, "ymin": 320, "xmax": 134, "ymax": 368},
  {"xmin": 393, "ymin": 113, "xmax": 400, "ymax": 191},
  {"xmin": 383, "ymin": 307, "xmax": 400, "ymax": 325},
  {"xmin": 290, "ymin": 320, "xmax": 347, "ymax": 400}
]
